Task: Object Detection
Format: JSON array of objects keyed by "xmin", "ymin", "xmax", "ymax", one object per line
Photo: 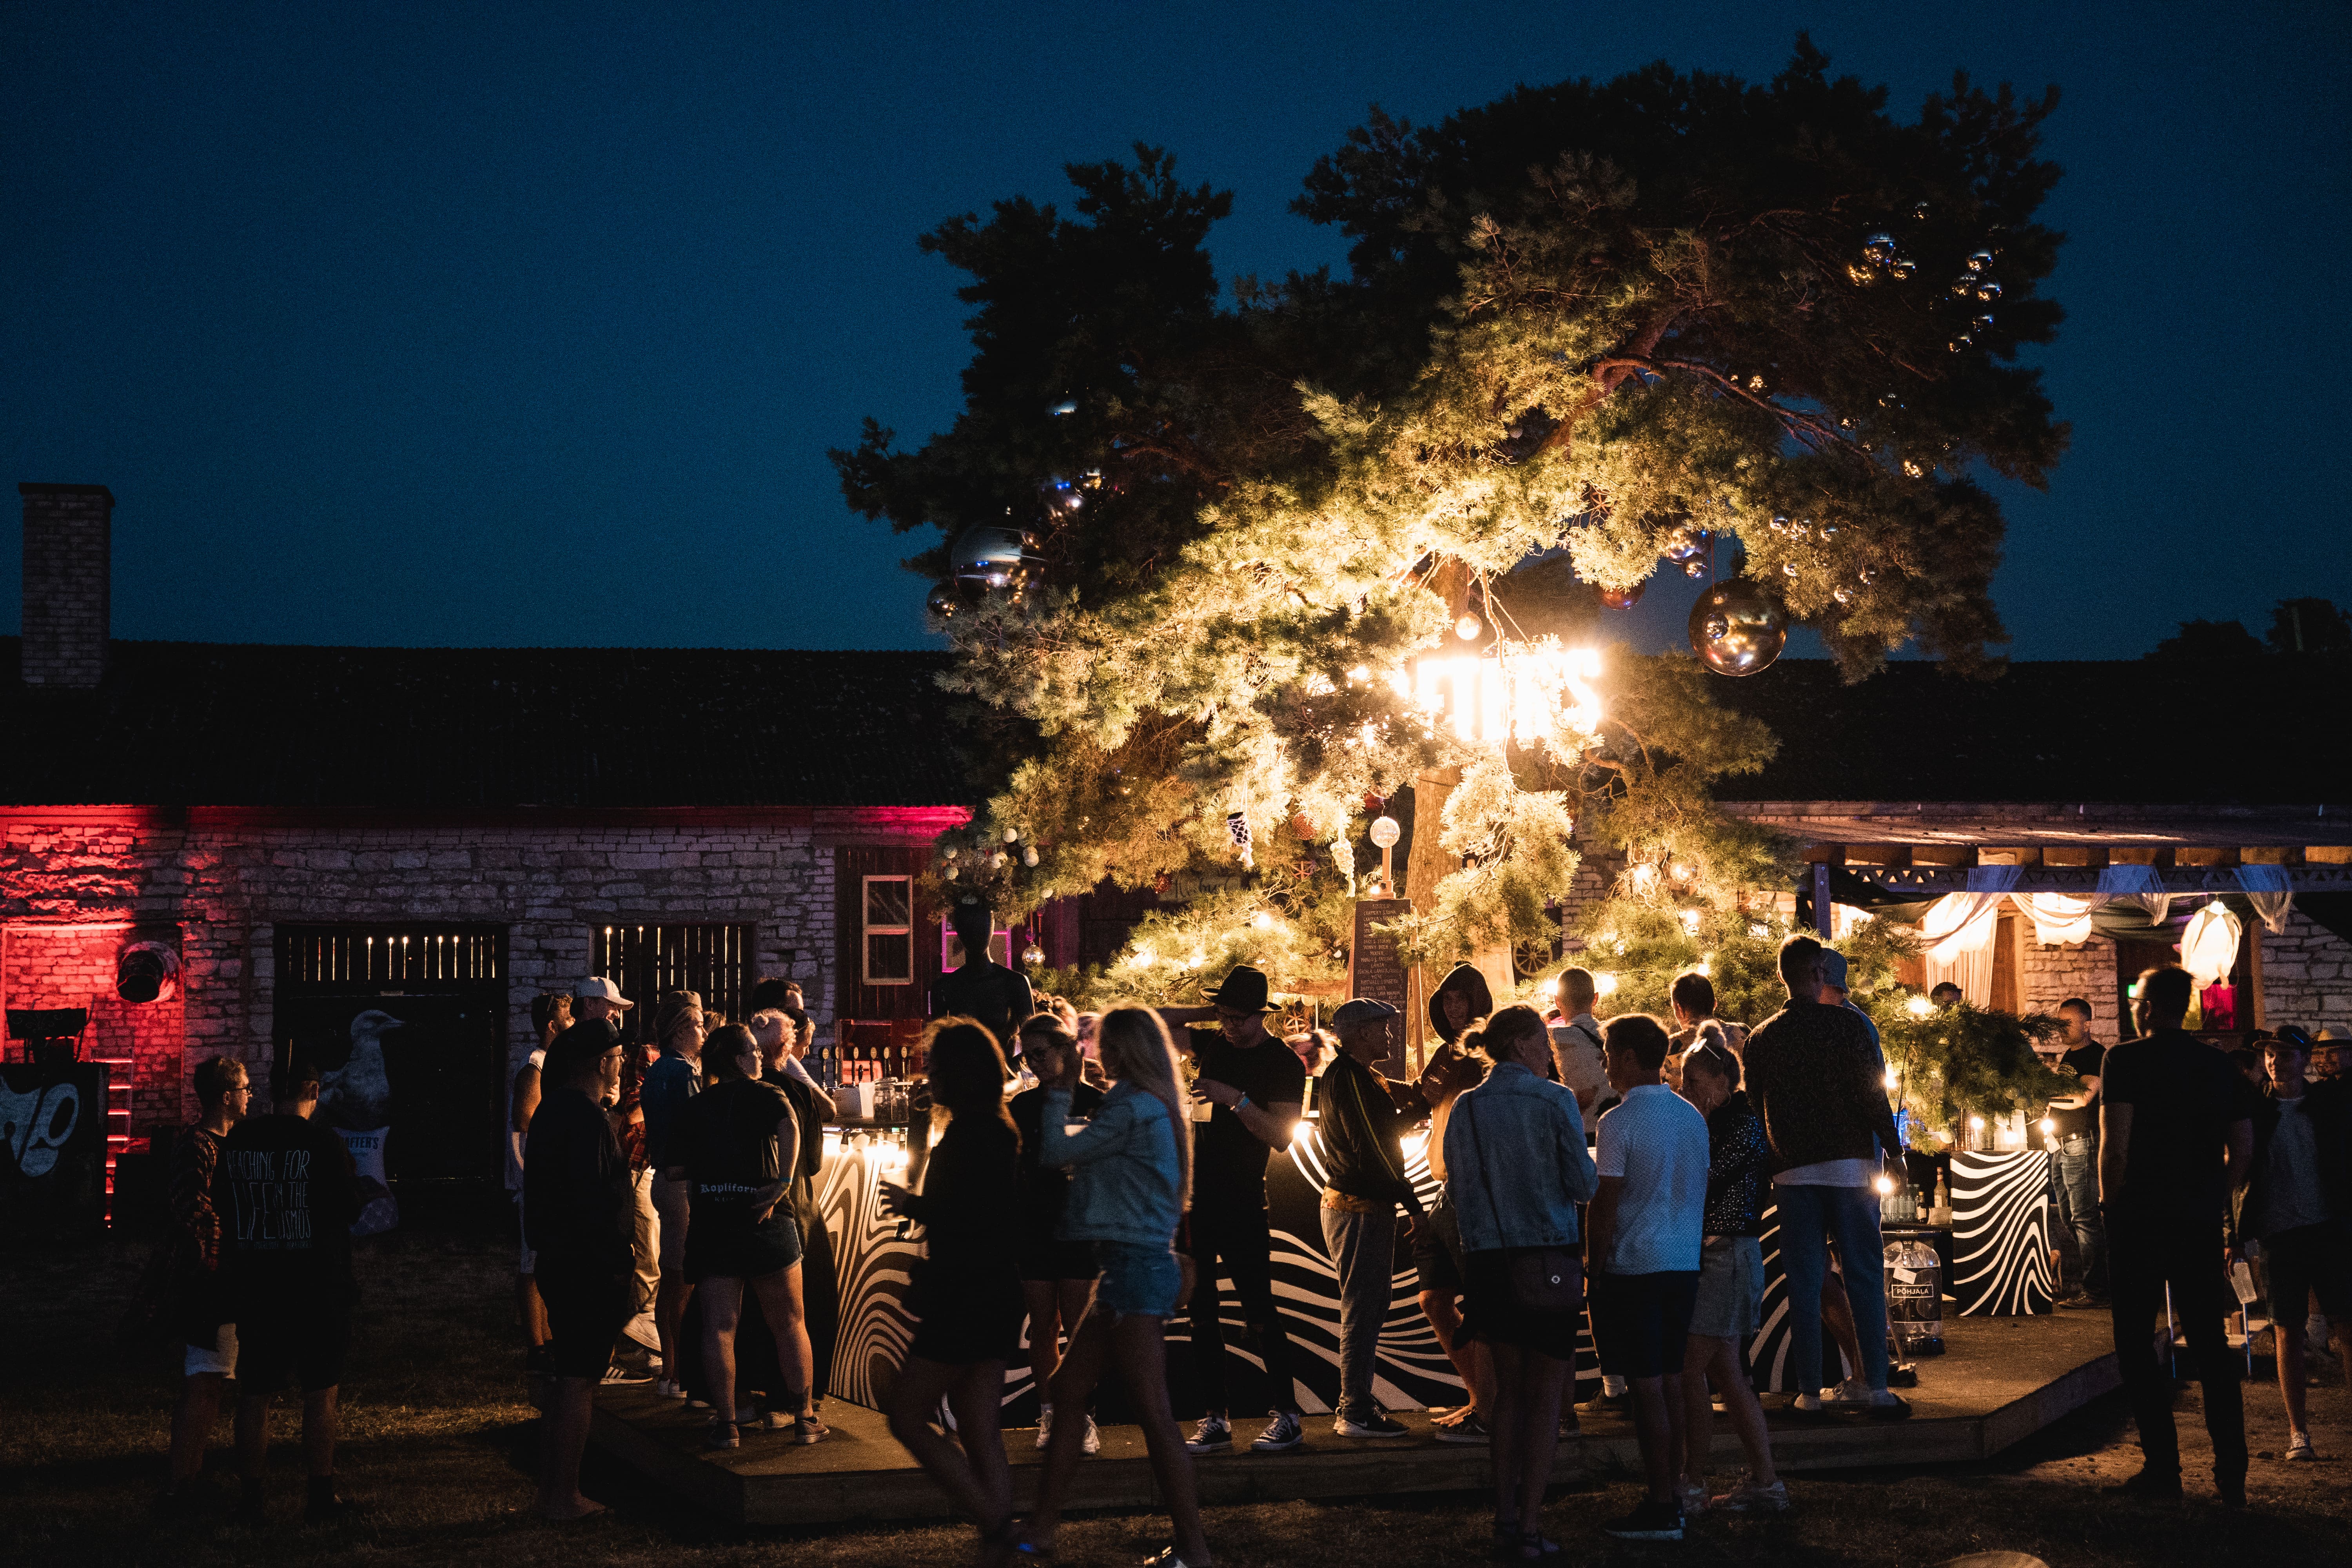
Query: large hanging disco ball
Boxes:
[
  {"xmin": 948, "ymin": 524, "xmax": 1045, "ymax": 601},
  {"xmin": 1686, "ymin": 580, "xmax": 1788, "ymax": 676},
  {"xmin": 1662, "ymin": 528, "xmax": 1707, "ymax": 565},
  {"xmin": 1599, "ymin": 581, "xmax": 1645, "ymax": 610}
]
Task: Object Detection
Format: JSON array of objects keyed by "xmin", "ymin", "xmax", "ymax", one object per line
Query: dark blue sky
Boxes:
[{"xmin": 5, "ymin": 2, "xmax": 2345, "ymax": 659}]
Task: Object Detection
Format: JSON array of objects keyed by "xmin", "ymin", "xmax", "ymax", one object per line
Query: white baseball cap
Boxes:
[{"xmin": 575, "ymin": 976, "xmax": 633, "ymax": 1007}]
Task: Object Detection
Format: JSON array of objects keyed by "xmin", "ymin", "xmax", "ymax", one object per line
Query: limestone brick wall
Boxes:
[
  {"xmin": 0, "ymin": 811, "xmax": 929, "ymax": 1125},
  {"xmin": 2022, "ymin": 935, "xmax": 2115, "ymax": 1033},
  {"xmin": 2260, "ymin": 909, "xmax": 2352, "ymax": 1035},
  {"xmin": 0, "ymin": 921, "xmax": 184, "ymax": 1130}
]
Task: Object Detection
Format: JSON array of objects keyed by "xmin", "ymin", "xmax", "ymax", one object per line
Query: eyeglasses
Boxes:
[{"xmin": 224, "ymin": 1086, "xmax": 253, "ymax": 1097}]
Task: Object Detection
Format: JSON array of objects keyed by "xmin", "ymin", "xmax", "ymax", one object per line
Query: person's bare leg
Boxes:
[
  {"xmin": 1678, "ymin": 1334, "xmax": 1716, "ymax": 1485},
  {"xmin": 1111, "ymin": 1313, "xmax": 1210, "ymax": 1567},
  {"xmin": 1628, "ymin": 1374, "xmax": 1679, "ymax": 1506},
  {"xmin": 750, "ymin": 1268, "xmax": 814, "ymax": 1418},
  {"xmin": 702, "ymin": 1277, "xmax": 744, "ymax": 1423},
  {"xmin": 888, "ymin": 1356, "xmax": 1008, "ymax": 1534},
  {"xmin": 520, "ymin": 1275, "xmax": 550, "ymax": 1348},
  {"xmin": 657, "ymin": 1270, "xmax": 695, "ymax": 1392},
  {"xmin": 171, "ymin": 1371, "xmax": 226, "ymax": 1485},
  {"xmin": 235, "ymin": 1391, "xmax": 270, "ymax": 1485},
  {"xmin": 1420, "ymin": 1290, "xmax": 1485, "ymax": 1416},
  {"xmin": 1820, "ymin": 1270, "xmax": 1863, "ymax": 1387},
  {"xmin": 2277, "ymin": 1319, "xmax": 2309, "ymax": 1436},
  {"xmin": 1024, "ymin": 1281, "xmax": 1065, "ymax": 1393},
  {"xmin": 301, "ymin": 1386, "xmax": 338, "ymax": 1477},
  {"xmin": 1486, "ymin": 1341, "xmax": 1525, "ymax": 1527},
  {"xmin": 948, "ymin": 1361, "xmax": 1015, "ymax": 1543},
  {"xmin": 1516, "ymin": 1352, "xmax": 1567, "ymax": 1545},
  {"xmin": 537, "ymin": 1375, "xmax": 605, "ymax": 1519},
  {"xmin": 1708, "ymin": 1338, "xmax": 1778, "ymax": 1487},
  {"xmin": 1028, "ymin": 1306, "xmax": 1114, "ymax": 1549}
]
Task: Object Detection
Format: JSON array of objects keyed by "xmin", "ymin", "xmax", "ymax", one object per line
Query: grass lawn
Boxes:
[{"xmin": 5, "ymin": 1212, "xmax": 2348, "ymax": 1566}]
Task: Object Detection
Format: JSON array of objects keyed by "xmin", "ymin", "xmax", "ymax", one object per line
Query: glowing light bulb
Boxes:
[
  {"xmin": 1905, "ymin": 995, "xmax": 1935, "ymax": 1019},
  {"xmin": 1875, "ymin": 1174, "xmax": 1895, "ymax": 1196},
  {"xmin": 1455, "ymin": 613, "xmax": 1481, "ymax": 641},
  {"xmin": 1348, "ymin": 664, "xmax": 1370, "ymax": 682},
  {"xmin": 1693, "ymin": 957, "xmax": 1712, "ymax": 977},
  {"xmin": 1133, "ymin": 948, "xmax": 1155, "ymax": 967},
  {"xmin": 1629, "ymin": 864, "xmax": 1658, "ymax": 891},
  {"xmin": 1250, "ymin": 911, "xmax": 1275, "ymax": 930},
  {"xmin": 1884, "ymin": 1067, "xmax": 1901, "ymax": 1091},
  {"xmin": 1594, "ymin": 972, "xmax": 1621, "ymax": 998},
  {"xmin": 2039, "ymin": 1117, "xmax": 2056, "ymax": 1135},
  {"xmin": 1678, "ymin": 908, "xmax": 1701, "ymax": 936},
  {"xmin": 1968, "ymin": 1115, "xmax": 1986, "ymax": 1132}
]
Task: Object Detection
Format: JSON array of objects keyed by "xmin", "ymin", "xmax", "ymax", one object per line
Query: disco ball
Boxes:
[
  {"xmin": 1040, "ymin": 474, "xmax": 1085, "ymax": 520},
  {"xmin": 1973, "ymin": 279, "xmax": 2002, "ymax": 303},
  {"xmin": 1686, "ymin": 581, "xmax": 1788, "ymax": 677},
  {"xmin": 1600, "ymin": 581, "xmax": 1645, "ymax": 610},
  {"xmin": 949, "ymin": 524, "xmax": 1045, "ymax": 600},
  {"xmin": 926, "ymin": 580, "xmax": 963, "ymax": 619},
  {"xmin": 1862, "ymin": 231, "xmax": 1895, "ymax": 262},
  {"xmin": 1662, "ymin": 529, "xmax": 1707, "ymax": 564},
  {"xmin": 1967, "ymin": 250, "xmax": 1993, "ymax": 273}
]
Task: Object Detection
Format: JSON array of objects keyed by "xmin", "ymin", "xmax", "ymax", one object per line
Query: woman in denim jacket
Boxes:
[
  {"xmin": 1442, "ymin": 1004, "xmax": 1597, "ymax": 1562},
  {"xmin": 1024, "ymin": 1007, "xmax": 1211, "ymax": 1568}
]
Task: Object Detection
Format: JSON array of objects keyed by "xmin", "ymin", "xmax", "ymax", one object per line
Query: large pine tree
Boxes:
[{"xmin": 835, "ymin": 39, "xmax": 2067, "ymax": 987}]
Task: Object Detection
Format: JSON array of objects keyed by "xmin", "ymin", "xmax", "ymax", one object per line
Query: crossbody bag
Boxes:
[{"xmin": 1463, "ymin": 1094, "xmax": 1582, "ymax": 1312}]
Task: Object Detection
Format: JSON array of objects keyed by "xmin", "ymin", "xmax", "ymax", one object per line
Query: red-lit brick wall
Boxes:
[{"xmin": 1, "ymin": 922, "xmax": 184, "ymax": 1124}]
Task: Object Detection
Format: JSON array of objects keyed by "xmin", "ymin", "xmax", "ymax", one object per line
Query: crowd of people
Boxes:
[{"xmin": 141, "ymin": 923, "xmax": 2349, "ymax": 1555}]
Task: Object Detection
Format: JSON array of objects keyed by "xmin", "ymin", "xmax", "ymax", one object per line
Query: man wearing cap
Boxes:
[
  {"xmin": 1318, "ymin": 998, "xmax": 1425, "ymax": 1439},
  {"xmin": 1156, "ymin": 965, "xmax": 1309, "ymax": 1453},
  {"xmin": 1817, "ymin": 950, "xmax": 1882, "ymax": 1062}
]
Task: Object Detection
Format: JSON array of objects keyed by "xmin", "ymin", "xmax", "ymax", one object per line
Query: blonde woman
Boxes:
[{"xmin": 1022, "ymin": 1006, "xmax": 1209, "ymax": 1568}]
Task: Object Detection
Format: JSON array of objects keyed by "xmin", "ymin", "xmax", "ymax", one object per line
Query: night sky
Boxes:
[{"xmin": 5, "ymin": 2, "xmax": 2345, "ymax": 661}]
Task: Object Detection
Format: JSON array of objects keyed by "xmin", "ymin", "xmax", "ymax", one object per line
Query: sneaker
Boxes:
[
  {"xmin": 621, "ymin": 1312, "xmax": 661, "ymax": 1351},
  {"xmin": 1436, "ymin": 1412, "xmax": 1491, "ymax": 1445},
  {"xmin": 1579, "ymin": 1388, "xmax": 1631, "ymax": 1413},
  {"xmin": 599, "ymin": 1364, "xmax": 652, "ymax": 1386},
  {"xmin": 2056, "ymin": 1291, "xmax": 2111, "ymax": 1310},
  {"xmin": 1866, "ymin": 1389, "xmax": 1911, "ymax": 1421},
  {"xmin": 1712, "ymin": 1478, "xmax": 1789, "ymax": 1513},
  {"xmin": 747, "ymin": 1406, "xmax": 792, "ymax": 1432},
  {"xmin": 2286, "ymin": 1432, "xmax": 2319, "ymax": 1463},
  {"xmin": 1336, "ymin": 1410, "xmax": 1411, "ymax": 1439},
  {"xmin": 1675, "ymin": 1478, "xmax": 1709, "ymax": 1516},
  {"xmin": 1082, "ymin": 1414, "xmax": 1101, "ymax": 1455},
  {"xmin": 1788, "ymin": 1392, "xmax": 1824, "ymax": 1414},
  {"xmin": 1184, "ymin": 1414, "xmax": 1232, "ymax": 1454},
  {"xmin": 1601, "ymin": 1498, "xmax": 1685, "ymax": 1541},
  {"xmin": 794, "ymin": 1414, "xmax": 831, "ymax": 1446},
  {"xmin": 704, "ymin": 1417, "xmax": 739, "ymax": 1450},
  {"xmin": 1252, "ymin": 1412, "xmax": 1305, "ymax": 1452},
  {"xmin": 653, "ymin": 1378, "xmax": 682, "ymax": 1401},
  {"xmin": 1037, "ymin": 1405, "xmax": 1054, "ymax": 1451}
]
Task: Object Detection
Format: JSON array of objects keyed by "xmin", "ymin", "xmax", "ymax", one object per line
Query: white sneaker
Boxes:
[
  {"xmin": 622, "ymin": 1312, "xmax": 661, "ymax": 1351},
  {"xmin": 1712, "ymin": 1477, "xmax": 1789, "ymax": 1513},
  {"xmin": 1675, "ymin": 1477, "xmax": 1710, "ymax": 1516},
  {"xmin": 1790, "ymin": 1392, "xmax": 1824, "ymax": 1412},
  {"xmin": 1082, "ymin": 1414, "xmax": 1101, "ymax": 1454},
  {"xmin": 654, "ymin": 1378, "xmax": 686, "ymax": 1401},
  {"xmin": 1036, "ymin": 1405, "xmax": 1054, "ymax": 1451},
  {"xmin": 2286, "ymin": 1432, "xmax": 2319, "ymax": 1462}
]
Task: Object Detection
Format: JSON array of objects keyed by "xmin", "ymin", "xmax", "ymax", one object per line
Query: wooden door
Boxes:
[{"xmin": 836, "ymin": 846, "xmax": 940, "ymax": 1020}]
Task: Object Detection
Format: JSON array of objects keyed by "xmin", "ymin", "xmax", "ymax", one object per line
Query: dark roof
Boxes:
[
  {"xmin": 1710, "ymin": 657, "xmax": 2350, "ymax": 804},
  {"xmin": 0, "ymin": 638, "xmax": 971, "ymax": 809}
]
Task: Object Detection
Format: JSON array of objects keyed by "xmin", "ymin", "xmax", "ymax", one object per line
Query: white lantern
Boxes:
[{"xmin": 2180, "ymin": 900, "xmax": 2241, "ymax": 985}]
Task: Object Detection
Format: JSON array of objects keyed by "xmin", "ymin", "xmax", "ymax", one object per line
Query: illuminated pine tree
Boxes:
[{"xmin": 836, "ymin": 39, "xmax": 2066, "ymax": 983}]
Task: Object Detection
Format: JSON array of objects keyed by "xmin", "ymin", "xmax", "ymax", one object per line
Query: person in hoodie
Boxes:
[{"xmin": 1414, "ymin": 961, "xmax": 1495, "ymax": 1439}]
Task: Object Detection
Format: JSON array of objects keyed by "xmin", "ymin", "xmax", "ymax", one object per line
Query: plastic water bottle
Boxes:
[{"xmin": 1884, "ymin": 1238, "xmax": 1944, "ymax": 1357}]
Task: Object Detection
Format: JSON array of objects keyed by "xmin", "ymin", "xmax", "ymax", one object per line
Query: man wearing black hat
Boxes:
[{"xmin": 1157, "ymin": 965, "xmax": 1308, "ymax": 1453}]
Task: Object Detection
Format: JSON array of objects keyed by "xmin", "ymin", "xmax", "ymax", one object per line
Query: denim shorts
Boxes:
[{"xmin": 1093, "ymin": 1240, "xmax": 1181, "ymax": 1319}]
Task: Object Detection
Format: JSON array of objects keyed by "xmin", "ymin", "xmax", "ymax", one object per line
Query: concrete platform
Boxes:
[{"xmin": 590, "ymin": 1312, "xmax": 2121, "ymax": 1527}]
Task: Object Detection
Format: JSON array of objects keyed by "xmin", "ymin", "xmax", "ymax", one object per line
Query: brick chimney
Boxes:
[{"xmin": 19, "ymin": 483, "xmax": 113, "ymax": 689}]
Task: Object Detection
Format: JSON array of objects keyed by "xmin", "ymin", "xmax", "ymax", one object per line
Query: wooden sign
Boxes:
[{"xmin": 1346, "ymin": 899, "xmax": 1413, "ymax": 1076}]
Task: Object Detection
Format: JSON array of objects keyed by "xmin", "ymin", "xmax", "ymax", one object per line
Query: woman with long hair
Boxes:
[
  {"xmin": 1443, "ymin": 1004, "xmax": 1597, "ymax": 1561},
  {"xmin": 1022, "ymin": 1006, "xmax": 1209, "ymax": 1568},
  {"xmin": 1673, "ymin": 1027, "xmax": 1784, "ymax": 1513},
  {"xmin": 881, "ymin": 1019, "xmax": 1026, "ymax": 1563}
]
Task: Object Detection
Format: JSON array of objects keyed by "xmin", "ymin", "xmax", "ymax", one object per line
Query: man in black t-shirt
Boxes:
[
  {"xmin": 2039, "ymin": 998, "xmax": 2110, "ymax": 1307},
  {"xmin": 1156, "ymin": 965, "xmax": 1309, "ymax": 1454},
  {"xmin": 216, "ymin": 1055, "xmax": 359, "ymax": 1526},
  {"xmin": 2100, "ymin": 965, "xmax": 2256, "ymax": 1506},
  {"xmin": 931, "ymin": 899, "xmax": 1034, "ymax": 1052}
]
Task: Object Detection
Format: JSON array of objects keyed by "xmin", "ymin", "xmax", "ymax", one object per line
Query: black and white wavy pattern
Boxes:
[
  {"xmin": 815, "ymin": 1138, "xmax": 921, "ymax": 1410},
  {"xmin": 1949, "ymin": 1151, "xmax": 2055, "ymax": 1317}
]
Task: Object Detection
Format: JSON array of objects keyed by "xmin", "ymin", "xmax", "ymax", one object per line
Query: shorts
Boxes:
[
  {"xmin": 909, "ymin": 1263, "xmax": 1026, "ymax": 1364},
  {"xmin": 1412, "ymin": 1193, "xmax": 1466, "ymax": 1298},
  {"xmin": 2263, "ymin": 1220, "xmax": 2352, "ymax": 1323},
  {"xmin": 652, "ymin": 1174, "xmax": 692, "ymax": 1272},
  {"xmin": 515, "ymin": 1193, "xmax": 536, "ymax": 1276},
  {"xmin": 185, "ymin": 1322, "xmax": 239, "ymax": 1378},
  {"xmin": 537, "ymin": 1261, "xmax": 631, "ymax": 1380},
  {"xmin": 1687, "ymin": 1236, "xmax": 1764, "ymax": 1339},
  {"xmin": 1019, "ymin": 1235, "xmax": 1103, "ymax": 1283},
  {"xmin": 1459, "ymin": 1248, "xmax": 1585, "ymax": 1360},
  {"xmin": 1092, "ymin": 1240, "xmax": 1182, "ymax": 1319},
  {"xmin": 237, "ymin": 1309, "xmax": 350, "ymax": 1394},
  {"xmin": 1589, "ymin": 1269, "xmax": 1701, "ymax": 1380},
  {"xmin": 686, "ymin": 1209, "xmax": 802, "ymax": 1284}
]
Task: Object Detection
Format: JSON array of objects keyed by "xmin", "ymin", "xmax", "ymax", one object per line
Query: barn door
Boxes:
[{"xmin": 835, "ymin": 847, "xmax": 940, "ymax": 1021}]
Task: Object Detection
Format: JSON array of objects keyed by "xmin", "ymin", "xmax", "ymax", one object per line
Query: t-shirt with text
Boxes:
[
  {"xmin": 1186, "ymin": 1028, "xmax": 1307, "ymax": 1209},
  {"xmin": 214, "ymin": 1112, "xmax": 358, "ymax": 1310}
]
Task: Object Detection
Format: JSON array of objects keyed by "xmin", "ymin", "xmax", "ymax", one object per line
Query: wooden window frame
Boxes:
[{"xmin": 862, "ymin": 875, "xmax": 915, "ymax": 987}]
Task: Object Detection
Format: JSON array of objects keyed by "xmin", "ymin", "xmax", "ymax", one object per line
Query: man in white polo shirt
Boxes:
[{"xmin": 1588, "ymin": 1013, "xmax": 1711, "ymax": 1543}]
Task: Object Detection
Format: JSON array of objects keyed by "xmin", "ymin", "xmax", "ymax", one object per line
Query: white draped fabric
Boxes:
[
  {"xmin": 2179, "ymin": 901, "xmax": 2243, "ymax": 984},
  {"xmin": 2095, "ymin": 862, "xmax": 2172, "ymax": 927},
  {"xmin": 2236, "ymin": 864, "xmax": 2296, "ymax": 935},
  {"xmin": 1920, "ymin": 867, "xmax": 2019, "ymax": 1005},
  {"xmin": 2012, "ymin": 893, "xmax": 2100, "ymax": 946}
]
